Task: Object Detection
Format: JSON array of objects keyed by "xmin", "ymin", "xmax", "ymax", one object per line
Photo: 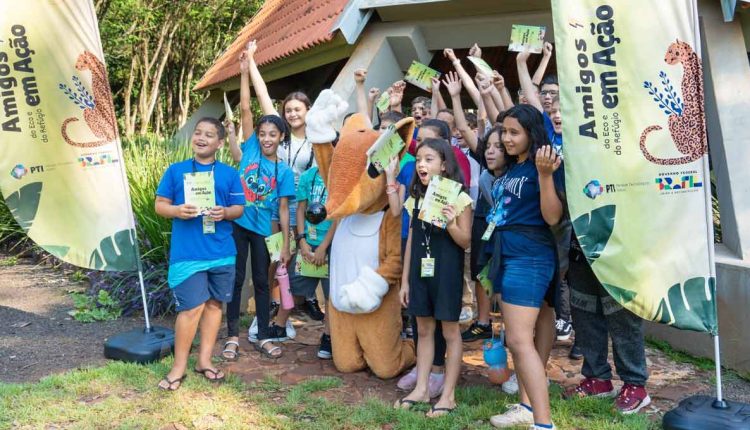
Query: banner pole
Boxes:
[{"xmin": 136, "ymin": 257, "xmax": 152, "ymax": 332}]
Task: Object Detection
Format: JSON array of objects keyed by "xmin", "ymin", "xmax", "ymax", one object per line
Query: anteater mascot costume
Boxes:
[{"xmin": 304, "ymin": 90, "xmax": 415, "ymax": 378}]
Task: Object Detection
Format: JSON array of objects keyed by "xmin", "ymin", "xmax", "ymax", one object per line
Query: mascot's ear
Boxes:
[{"xmin": 394, "ymin": 117, "xmax": 416, "ymax": 158}]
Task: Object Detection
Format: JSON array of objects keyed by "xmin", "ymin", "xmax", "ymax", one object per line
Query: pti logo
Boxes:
[
  {"xmin": 10, "ymin": 164, "xmax": 27, "ymax": 180},
  {"xmin": 583, "ymin": 180, "xmax": 604, "ymax": 199}
]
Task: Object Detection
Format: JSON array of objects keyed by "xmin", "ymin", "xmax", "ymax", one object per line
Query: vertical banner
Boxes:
[
  {"xmin": 552, "ymin": 0, "xmax": 717, "ymax": 333},
  {"xmin": 0, "ymin": 1, "xmax": 137, "ymax": 271}
]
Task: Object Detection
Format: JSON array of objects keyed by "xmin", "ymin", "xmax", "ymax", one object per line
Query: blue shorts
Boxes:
[
  {"xmin": 271, "ymin": 197, "xmax": 297, "ymax": 226},
  {"xmin": 496, "ymin": 255, "xmax": 555, "ymax": 308},
  {"xmin": 172, "ymin": 264, "xmax": 235, "ymax": 311}
]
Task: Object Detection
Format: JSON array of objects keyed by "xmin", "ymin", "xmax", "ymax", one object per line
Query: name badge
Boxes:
[
  {"xmin": 420, "ymin": 257, "xmax": 435, "ymax": 278},
  {"xmin": 202, "ymin": 215, "xmax": 215, "ymax": 234},
  {"xmin": 481, "ymin": 222, "xmax": 496, "ymax": 241},
  {"xmin": 308, "ymin": 225, "xmax": 318, "ymax": 241}
]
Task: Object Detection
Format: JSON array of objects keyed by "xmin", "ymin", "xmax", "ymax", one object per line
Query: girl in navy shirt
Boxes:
[{"xmin": 486, "ymin": 105, "xmax": 563, "ymax": 430}]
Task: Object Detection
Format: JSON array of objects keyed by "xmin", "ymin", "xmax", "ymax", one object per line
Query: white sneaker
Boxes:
[
  {"xmin": 528, "ymin": 425, "xmax": 556, "ymax": 430},
  {"xmin": 248, "ymin": 317, "xmax": 296, "ymax": 343},
  {"xmin": 490, "ymin": 403, "xmax": 534, "ymax": 428},
  {"xmin": 501, "ymin": 373, "xmax": 519, "ymax": 394},
  {"xmin": 459, "ymin": 306, "xmax": 474, "ymax": 324}
]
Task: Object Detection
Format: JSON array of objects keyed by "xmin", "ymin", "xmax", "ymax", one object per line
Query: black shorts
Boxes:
[{"xmin": 470, "ymin": 216, "xmax": 489, "ymax": 280}]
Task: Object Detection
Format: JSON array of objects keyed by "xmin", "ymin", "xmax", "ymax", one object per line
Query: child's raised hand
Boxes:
[
  {"xmin": 431, "ymin": 76, "xmax": 441, "ymax": 93},
  {"xmin": 354, "ymin": 68, "xmax": 367, "ymax": 84},
  {"xmin": 176, "ymin": 204, "xmax": 199, "ymax": 220},
  {"xmin": 245, "ymin": 40, "xmax": 257, "ymax": 59},
  {"xmin": 223, "ymin": 119, "xmax": 236, "ymax": 137},
  {"xmin": 443, "ymin": 48, "xmax": 457, "ymax": 62},
  {"xmin": 469, "ymin": 43, "xmax": 482, "ymax": 59},
  {"xmin": 535, "ymin": 145, "xmax": 562, "ymax": 177},
  {"xmin": 543, "ymin": 42, "xmax": 553, "ymax": 57},
  {"xmin": 492, "ymin": 71, "xmax": 505, "ymax": 91},
  {"xmin": 516, "ymin": 45, "xmax": 532, "ymax": 63},
  {"xmin": 443, "ymin": 71, "xmax": 462, "ymax": 97},
  {"xmin": 209, "ymin": 206, "xmax": 226, "ymax": 222},
  {"xmin": 390, "ymin": 81, "xmax": 405, "ymax": 106},
  {"xmin": 368, "ymin": 87, "xmax": 381, "ymax": 103},
  {"xmin": 385, "ymin": 155, "xmax": 400, "ymax": 183},
  {"xmin": 441, "ymin": 204, "xmax": 458, "ymax": 226},
  {"xmin": 476, "ymin": 73, "xmax": 493, "ymax": 95}
]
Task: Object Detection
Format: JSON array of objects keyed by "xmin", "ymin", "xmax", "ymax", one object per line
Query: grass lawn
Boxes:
[{"xmin": 0, "ymin": 357, "xmax": 659, "ymax": 430}]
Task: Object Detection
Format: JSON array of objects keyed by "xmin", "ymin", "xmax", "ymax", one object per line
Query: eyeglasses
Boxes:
[{"xmin": 540, "ymin": 90, "xmax": 559, "ymax": 97}]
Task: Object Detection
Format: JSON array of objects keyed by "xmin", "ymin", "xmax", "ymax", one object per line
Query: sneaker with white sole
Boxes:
[
  {"xmin": 248, "ymin": 317, "xmax": 296, "ymax": 343},
  {"xmin": 317, "ymin": 334, "xmax": 332, "ymax": 359},
  {"xmin": 490, "ymin": 403, "xmax": 534, "ymax": 428},
  {"xmin": 615, "ymin": 384, "xmax": 651, "ymax": 414},
  {"xmin": 555, "ymin": 318, "xmax": 572, "ymax": 341},
  {"xmin": 501, "ymin": 372, "xmax": 519, "ymax": 394},
  {"xmin": 527, "ymin": 425, "xmax": 556, "ymax": 430}
]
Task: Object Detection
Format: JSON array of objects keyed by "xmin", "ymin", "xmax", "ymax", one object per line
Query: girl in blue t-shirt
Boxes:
[
  {"xmin": 486, "ymin": 104, "xmax": 562, "ymax": 430},
  {"xmin": 223, "ymin": 46, "xmax": 296, "ymax": 360}
]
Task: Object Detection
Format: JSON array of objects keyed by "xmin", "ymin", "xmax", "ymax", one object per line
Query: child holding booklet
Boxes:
[
  {"xmin": 294, "ymin": 165, "xmax": 337, "ymax": 359},
  {"xmin": 155, "ymin": 118, "xmax": 245, "ymax": 390},
  {"xmin": 395, "ymin": 138, "xmax": 473, "ymax": 418}
]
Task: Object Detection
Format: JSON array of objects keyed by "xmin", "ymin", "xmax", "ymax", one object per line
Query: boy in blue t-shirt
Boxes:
[{"xmin": 155, "ymin": 118, "xmax": 245, "ymax": 391}]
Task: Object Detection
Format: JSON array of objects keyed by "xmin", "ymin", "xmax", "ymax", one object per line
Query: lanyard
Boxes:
[
  {"xmin": 311, "ymin": 170, "xmax": 327, "ymax": 204},
  {"xmin": 415, "ymin": 196, "xmax": 433, "ymax": 257},
  {"xmin": 284, "ymin": 137, "xmax": 313, "ymax": 172}
]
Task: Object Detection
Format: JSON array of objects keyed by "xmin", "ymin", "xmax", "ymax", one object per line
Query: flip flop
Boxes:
[
  {"xmin": 393, "ymin": 397, "xmax": 425, "ymax": 410},
  {"xmin": 158, "ymin": 374, "xmax": 186, "ymax": 391},
  {"xmin": 194, "ymin": 367, "xmax": 225, "ymax": 382},
  {"xmin": 426, "ymin": 405, "xmax": 456, "ymax": 418},
  {"xmin": 222, "ymin": 340, "xmax": 240, "ymax": 361},
  {"xmin": 255, "ymin": 339, "xmax": 282, "ymax": 359}
]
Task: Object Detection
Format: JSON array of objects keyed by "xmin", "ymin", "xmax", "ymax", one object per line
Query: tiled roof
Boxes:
[{"xmin": 194, "ymin": 0, "xmax": 351, "ymax": 91}]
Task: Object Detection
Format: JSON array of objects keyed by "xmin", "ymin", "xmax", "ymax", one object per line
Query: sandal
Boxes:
[
  {"xmin": 194, "ymin": 367, "xmax": 225, "ymax": 382},
  {"xmin": 426, "ymin": 405, "xmax": 456, "ymax": 418},
  {"xmin": 222, "ymin": 340, "xmax": 240, "ymax": 361},
  {"xmin": 255, "ymin": 339, "xmax": 282, "ymax": 358},
  {"xmin": 157, "ymin": 374, "xmax": 186, "ymax": 391},
  {"xmin": 393, "ymin": 397, "xmax": 425, "ymax": 410}
]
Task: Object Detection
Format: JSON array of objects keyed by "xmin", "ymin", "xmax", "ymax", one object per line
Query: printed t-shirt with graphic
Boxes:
[
  {"xmin": 296, "ymin": 167, "xmax": 332, "ymax": 247},
  {"xmin": 156, "ymin": 159, "xmax": 245, "ymax": 286},
  {"xmin": 235, "ymin": 132, "xmax": 296, "ymax": 237},
  {"xmin": 404, "ymin": 191, "xmax": 473, "ymax": 221},
  {"xmin": 278, "ymin": 134, "xmax": 315, "ymax": 185},
  {"xmin": 397, "ymin": 160, "xmax": 416, "ymax": 239},
  {"xmin": 485, "ymin": 160, "xmax": 563, "ymax": 257}
]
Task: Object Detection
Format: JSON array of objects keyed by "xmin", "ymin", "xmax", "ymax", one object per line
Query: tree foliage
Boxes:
[{"xmin": 95, "ymin": 0, "xmax": 263, "ymax": 137}]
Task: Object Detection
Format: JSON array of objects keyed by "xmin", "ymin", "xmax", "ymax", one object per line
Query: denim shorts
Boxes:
[
  {"xmin": 172, "ymin": 264, "xmax": 235, "ymax": 311},
  {"xmin": 271, "ymin": 197, "xmax": 297, "ymax": 226},
  {"xmin": 496, "ymin": 255, "xmax": 555, "ymax": 308}
]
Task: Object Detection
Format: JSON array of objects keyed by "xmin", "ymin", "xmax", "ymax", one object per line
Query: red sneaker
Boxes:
[
  {"xmin": 615, "ymin": 384, "xmax": 651, "ymax": 414},
  {"xmin": 565, "ymin": 377, "xmax": 617, "ymax": 399}
]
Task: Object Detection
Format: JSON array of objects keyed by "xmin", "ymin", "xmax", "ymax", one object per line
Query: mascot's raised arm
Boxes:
[{"xmin": 305, "ymin": 89, "xmax": 415, "ymax": 379}]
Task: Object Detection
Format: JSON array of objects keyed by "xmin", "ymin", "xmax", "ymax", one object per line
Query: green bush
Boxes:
[{"xmin": 69, "ymin": 290, "xmax": 122, "ymax": 323}]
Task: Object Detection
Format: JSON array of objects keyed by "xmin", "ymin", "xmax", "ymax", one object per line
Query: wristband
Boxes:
[
  {"xmin": 386, "ymin": 183, "xmax": 399, "ymax": 195},
  {"xmin": 295, "ymin": 233, "xmax": 306, "ymax": 242}
]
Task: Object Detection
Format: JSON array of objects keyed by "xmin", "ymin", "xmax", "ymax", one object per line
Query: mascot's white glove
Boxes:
[
  {"xmin": 336, "ymin": 266, "xmax": 389, "ymax": 314},
  {"xmin": 306, "ymin": 89, "xmax": 348, "ymax": 144}
]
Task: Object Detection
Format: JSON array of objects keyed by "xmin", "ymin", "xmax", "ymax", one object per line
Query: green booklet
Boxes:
[
  {"xmin": 477, "ymin": 262, "xmax": 493, "ymax": 297},
  {"xmin": 509, "ymin": 24, "xmax": 546, "ymax": 54},
  {"xmin": 404, "ymin": 60, "xmax": 441, "ymax": 92},
  {"xmin": 366, "ymin": 124, "xmax": 405, "ymax": 174},
  {"xmin": 183, "ymin": 172, "xmax": 215, "ymax": 215},
  {"xmin": 418, "ymin": 175, "xmax": 463, "ymax": 229},
  {"xmin": 295, "ymin": 257, "xmax": 329, "ymax": 278},
  {"xmin": 376, "ymin": 91, "xmax": 390, "ymax": 112},
  {"xmin": 467, "ymin": 56, "xmax": 493, "ymax": 77}
]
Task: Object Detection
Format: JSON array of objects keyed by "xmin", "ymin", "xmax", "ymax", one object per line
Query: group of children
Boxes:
[{"xmin": 154, "ymin": 40, "xmax": 651, "ymax": 430}]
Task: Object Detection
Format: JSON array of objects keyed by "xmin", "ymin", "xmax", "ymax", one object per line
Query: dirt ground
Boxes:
[{"xmin": 2, "ymin": 255, "xmax": 749, "ymax": 419}]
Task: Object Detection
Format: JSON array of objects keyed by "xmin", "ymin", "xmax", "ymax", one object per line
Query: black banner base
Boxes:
[
  {"xmin": 663, "ymin": 395, "xmax": 750, "ymax": 430},
  {"xmin": 104, "ymin": 326, "xmax": 174, "ymax": 364}
]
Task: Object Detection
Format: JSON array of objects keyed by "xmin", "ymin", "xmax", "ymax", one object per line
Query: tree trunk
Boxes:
[{"xmin": 123, "ymin": 54, "xmax": 137, "ymax": 138}]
